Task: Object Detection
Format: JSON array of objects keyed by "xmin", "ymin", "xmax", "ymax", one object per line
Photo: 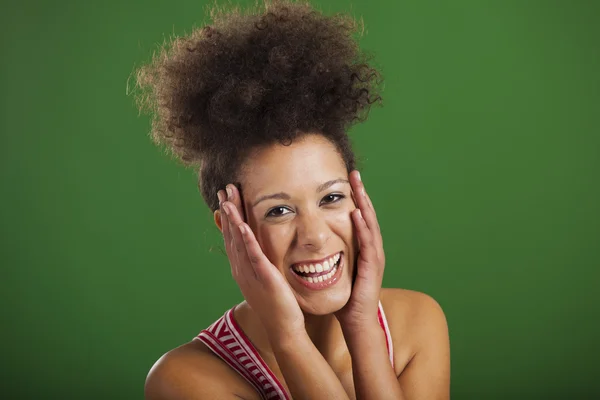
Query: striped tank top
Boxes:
[{"xmin": 195, "ymin": 302, "xmax": 394, "ymax": 400}]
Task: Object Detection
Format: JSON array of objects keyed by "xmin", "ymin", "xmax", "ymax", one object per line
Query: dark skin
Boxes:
[{"xmin": 145, "ymin": 134, "xmax": 450, "ymax": 399}]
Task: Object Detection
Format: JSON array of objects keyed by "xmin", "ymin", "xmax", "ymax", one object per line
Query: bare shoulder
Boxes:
[
  {"xmin": 380, "ymin": 288, "xmax": 447, "ymax": 327},
  {"xmin": 379, "ymin": 288, "xmax": 449, "ymax": 371},
  {"xmin": 380, "ymin": 288, "xmax": 450, "ymax": 399},
  {"xmin": 144, "ymin": 339, "xmax": 261, "ymax": 400}
]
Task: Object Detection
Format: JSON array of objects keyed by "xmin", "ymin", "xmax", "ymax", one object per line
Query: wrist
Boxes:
[
  {"xmin": 340, "ymin": 318, "xmax": 382, "ymax": 344},
  {"xmin": 267, "ymin": 326, "xmax": 309, "ymax": 352}
]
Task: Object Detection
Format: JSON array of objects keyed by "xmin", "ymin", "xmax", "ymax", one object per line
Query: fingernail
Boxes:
[
  {"xmin": 226, "ymin": 185, "xmax": 233, "ymax": 200},
  {"xmin": 217, "ymin": 191, "xmax": 224, "ymax": 206},
  {"xmin": 223, "ymin": 203, "xmax": 231, "ymax": 215},
  {"xmin": 238, "ymin": 224, "xmax": 246, "ymax": 235},
  {"xmin": 356, "ymin": 171, "xmax": 362, "ymax": 181}
]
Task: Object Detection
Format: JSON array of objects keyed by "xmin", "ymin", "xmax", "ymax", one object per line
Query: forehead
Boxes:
[{"xmin": 239, "ymin": 134, "xmax": 348, "ymax": 199}]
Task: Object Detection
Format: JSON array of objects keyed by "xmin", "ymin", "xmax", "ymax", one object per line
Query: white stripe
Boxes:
[
  {"xmin": 194, "ymin": 335, "xmax": 266, "ymax": 398},
  {"xmin": 225, "ymin": 310, "xmax": 288, "ymax": 399},
  {"xmin": 266, "ymin": 391, "xmax": 279, "ymax": 399},
  {"xmin": 212, "ymin": 318, "xmax": 226, "ymax": 336},
  {"xmin": 221, "ymin": 334, "xmax": 234, "ymax": 342},
  {"xmin": 233, "ymin": 349, "xmax": 244, "ymax": 355},
  {"xmin": 239, "ymin": 356, "xmax": 250, "ymax": 363}
]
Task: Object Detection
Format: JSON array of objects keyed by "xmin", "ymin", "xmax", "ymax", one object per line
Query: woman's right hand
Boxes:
[{"xmin": 218, "ymin": 185, "xmax": 306, "ymax": 340}]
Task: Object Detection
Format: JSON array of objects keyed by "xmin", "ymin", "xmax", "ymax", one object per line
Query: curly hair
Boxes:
[{"xmin": 133, "ymin": 0, "xmax": 382, "ymax": 212}]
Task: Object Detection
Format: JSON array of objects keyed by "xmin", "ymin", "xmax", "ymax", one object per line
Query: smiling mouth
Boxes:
[{"xmin": 290, "ymin": 252, "xmax": 342, "ymax": 283}]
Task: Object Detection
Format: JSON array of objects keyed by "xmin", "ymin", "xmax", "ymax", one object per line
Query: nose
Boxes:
[{"xmin": 295, "ymin": 210, "xmax": 330, "ymax": 251}]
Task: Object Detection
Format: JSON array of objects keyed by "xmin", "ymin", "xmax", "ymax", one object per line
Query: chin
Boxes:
[{"xmin": 296, "ymin": 284, "xmax": 352, "ymax": 316}]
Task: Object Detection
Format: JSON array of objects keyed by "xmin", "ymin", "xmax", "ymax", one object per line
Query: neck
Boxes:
[{"xmin": 303, "ymin": 310, "xmax": 341, "ymax": 348}]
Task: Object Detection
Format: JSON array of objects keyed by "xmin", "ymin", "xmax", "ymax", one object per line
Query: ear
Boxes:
[{"xmin": 214, "ymin": 209, "xmax": 223, "ymax": 233}]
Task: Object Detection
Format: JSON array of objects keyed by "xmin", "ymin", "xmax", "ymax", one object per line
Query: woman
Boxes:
[{"xmin": 134, "ymin": 1, "xmax": 450, "ymax": 398}]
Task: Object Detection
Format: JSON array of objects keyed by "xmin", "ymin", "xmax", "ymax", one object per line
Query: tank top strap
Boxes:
[
  {"xmin": 377, "ymin": 300, "xmax": 395, "ymax": 368},
  {"xmin": 195, "ymin": 307, "xmax": 289, "ymax": 400}
]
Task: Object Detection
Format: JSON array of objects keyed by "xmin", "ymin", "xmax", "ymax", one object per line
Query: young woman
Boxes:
[{"xmin": 134, "ymin": 1, "xmax": 450, "ymax": 399}]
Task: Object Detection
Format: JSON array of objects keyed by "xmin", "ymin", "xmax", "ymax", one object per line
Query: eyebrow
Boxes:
[{"xmin": 252, "ymin": 178, "xmax": 350, "ymax": 207}]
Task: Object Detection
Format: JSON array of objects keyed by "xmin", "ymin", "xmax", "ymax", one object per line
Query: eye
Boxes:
[
  {"xmin": 266, "ymin": 206, "xmax": 292, "ymax": 218},
  {"xmin": 320, "ymin": 193, "xmax": 345, "ymax": 205}
]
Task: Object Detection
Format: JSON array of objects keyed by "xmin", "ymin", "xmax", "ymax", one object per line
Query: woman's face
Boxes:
[{"xmin": 237, "ymin": 134, "xmax": 357, "ymax": 315}]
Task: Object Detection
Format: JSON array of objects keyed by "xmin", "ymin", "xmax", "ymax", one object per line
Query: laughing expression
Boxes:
[{"xmin": 237, "ymin": 134, "xmax": 358, "ymax": 315}]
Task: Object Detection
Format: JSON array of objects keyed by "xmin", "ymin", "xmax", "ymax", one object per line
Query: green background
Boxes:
[{"xmin": 2, "ymin": 0, "xmax": 599, "ymax": 398}]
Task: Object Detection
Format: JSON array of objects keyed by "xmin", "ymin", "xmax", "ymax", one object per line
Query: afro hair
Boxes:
[{"xmin": 133, "ymin": 0, "xmax": 382, "ymax": 211}]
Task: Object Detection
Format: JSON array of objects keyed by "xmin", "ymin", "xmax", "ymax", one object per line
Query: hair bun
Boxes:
[{"xmin": 132, "ymin": 0, "xmax": 382, "ymax": 210}]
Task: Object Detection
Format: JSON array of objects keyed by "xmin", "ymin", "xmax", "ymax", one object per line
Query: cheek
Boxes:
[
  {"xmin": 254, "ymin": 224, "xmax": 293, "ymax": 267},
  {"xmin": 328, "ymin": 206, "xmax": 356, "ymax": 244}
]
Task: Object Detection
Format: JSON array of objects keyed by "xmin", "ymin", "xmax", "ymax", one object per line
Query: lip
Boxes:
[{"xmin": 289, "ymin": 252, "xmax": 344, "ymax": 290}]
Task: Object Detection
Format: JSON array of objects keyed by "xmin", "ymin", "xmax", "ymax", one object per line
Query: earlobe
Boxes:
[{"xmin": 214, "ymin": 209, "xmax": 223, "ymax": 233}]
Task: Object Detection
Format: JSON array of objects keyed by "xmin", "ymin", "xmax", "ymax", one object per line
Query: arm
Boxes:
[
  {"xmin": 344, "ymin": 292, "xmax": 450, "ymax": 400},
  {"xmin": 337, "ymin": 172, "xmax": 450, "ymax": 399},
  {"xmin": 335, "ymin": 171, "xmax": 405, "ymax": 399},
  {"xmin": 342, "ymin": 320, "xmax": 405, "ymax": 400},
  {"xmin": 269, "ymin": 330, "xmax": 350, "ymax": 400},
  {"xmin": 343, "ymin": 293, "xmax": 450, "ymax": 400}
]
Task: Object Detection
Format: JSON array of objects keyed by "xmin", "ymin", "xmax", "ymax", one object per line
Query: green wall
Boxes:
[{"xmin": 1, "ymin": 0, "xmax": 599, "ymax": 398}]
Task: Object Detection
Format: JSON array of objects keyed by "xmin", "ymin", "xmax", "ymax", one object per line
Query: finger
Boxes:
[
  {"xmin": 349, "ymin": 171, "xmax": 385, "ymax": 258},
  {"xmin": 238, "ymin": 222, "xmax": 279, "ymax": 286},
  {"xmin": 219, "ymin": 197, "xmax": 240, "ymax": 277},
  {"xmin": 364, "ymin": 191, "xmax": 382, "ymax": 246},
  {"xmin": 349, "ymin": 171, "xmax": 380, "ymax": 234},
  {"xmin": 219, "ymin": 193, "xmax": 231, "ymax": 252},
  {"xmin": 226, "ymin": 184, "xmax": 246, "ymax": 222},
  {"xmin": 352, "ymin": 208, "xmax": 378, "ymax": 260},
  {"xmin": 224, "ymin": 202, "xmax": 258, "ymax": 280}
]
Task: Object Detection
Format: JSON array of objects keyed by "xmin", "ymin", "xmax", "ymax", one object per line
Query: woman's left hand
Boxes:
[{"xmin": 335, "ymin": 170, "xmax": 386, "ymax": 330}]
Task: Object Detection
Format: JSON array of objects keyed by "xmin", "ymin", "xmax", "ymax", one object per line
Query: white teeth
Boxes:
[
  {"xmin": 298, "ymin": 264, "xmax": 338, "ymax": 284},
  {"xmin": 293, "ymin": 252, "xmax": 341, "ymax": 275}
]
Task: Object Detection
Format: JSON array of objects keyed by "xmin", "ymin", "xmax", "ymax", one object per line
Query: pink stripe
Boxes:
[
  {"xmin": 377, "ymin": 301, "xmax": 395, "ymax": 368},
  {"xmin": 195, "ymin": 332, "xmax": 266, "ymax": 397},
  {"xmin": 226, "ymin": 309, "xmax": 290, "ymax": 399}
]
